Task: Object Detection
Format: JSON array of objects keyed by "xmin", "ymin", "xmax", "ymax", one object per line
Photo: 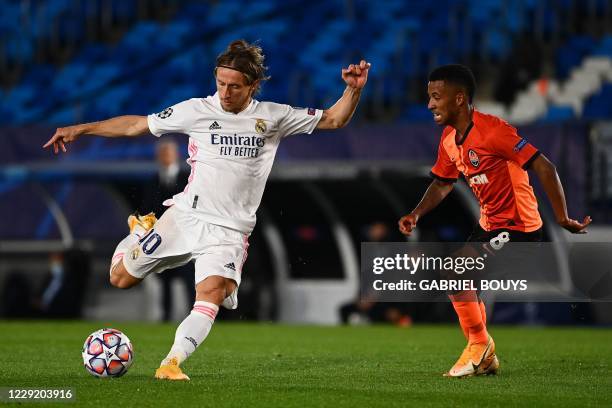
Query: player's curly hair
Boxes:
[
  {"xmin": 429, "ymin": 64, "xmax": 477, "ymax": 104},
  {"xmin": 215, "ymin": 40, "xmax": 270, "ymax": 94}
]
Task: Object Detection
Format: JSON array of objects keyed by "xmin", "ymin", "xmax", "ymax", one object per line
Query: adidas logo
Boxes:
[
  {"xmin": 224, "ymin": 262, "xmax": 236, "ymax": 271},
  {"xmin": 209, "ymin": 121, "xmax": 222, "ymax": 130},
  {"xmin": 185, "ymin": 336, "xmax": 198, "ymax": 348}
]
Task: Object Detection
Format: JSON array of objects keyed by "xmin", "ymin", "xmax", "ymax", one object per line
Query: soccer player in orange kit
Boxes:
[{"xmin": 398, "ymin": 64, "xmax": 591, "ymax": 377}]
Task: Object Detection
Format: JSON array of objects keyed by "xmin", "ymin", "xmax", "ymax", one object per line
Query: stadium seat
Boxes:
[
  {"xmin": 582, "ymin": 84, "xmax": 612, "ymax": 119},
  {"xmin": 400, "ymin": 105, "xmax": 433, "ymax": 122},
  {"xmin": 1, "ymin": 0, "xmax": 611, "ymax": 126},
  {"xmin": 540, "ymin": 105, "xmax": 575, "ymax": 123}
]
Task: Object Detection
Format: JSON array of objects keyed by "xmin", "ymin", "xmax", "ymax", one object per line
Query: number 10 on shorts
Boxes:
[{"xmin": 139, "ymin": 229, "xmax": 162, "ymax": 255}]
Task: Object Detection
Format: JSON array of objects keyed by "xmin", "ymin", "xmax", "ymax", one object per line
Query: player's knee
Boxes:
[
  {"xmin": 110, "ymin": 273, "xmax": 130, "ymax": 289},
  {"xmin": 109, "ymin": 273, "xmax": 121, "ymax": 288},
  {"xmin": 109, "ymin": 268, "xmax": 139, "ymax": 289}
]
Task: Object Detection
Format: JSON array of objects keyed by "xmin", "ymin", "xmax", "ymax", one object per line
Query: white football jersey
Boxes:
[{"xmin": 147, "ymin": 93, "xmax": 323, "ymax": 233}]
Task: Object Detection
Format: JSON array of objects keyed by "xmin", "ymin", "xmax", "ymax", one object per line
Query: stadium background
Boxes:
[{"xmin": 1, "ymin": 0, "xmax": 612, "ymax": 327}]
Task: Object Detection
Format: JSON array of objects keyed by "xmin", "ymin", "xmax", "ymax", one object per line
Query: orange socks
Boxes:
[
  {"xmin": 460, "ymin": 300, "xmax": 487, "ymax": 339},
  {"xmin": 479, "ymin": 300, "xmax": 487, "ymax": 325},
  {"xmin": 451, "ymin": 292, "xmax": 489, "ymax": 344}
]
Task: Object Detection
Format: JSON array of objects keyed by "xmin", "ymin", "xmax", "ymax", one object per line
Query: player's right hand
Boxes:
[
  {"xmin": 43, "ymin": 126, "xmax": 82, "ymax": 154},
  {"xmin": 398, "ymin": 213, "xmax": 419, "ymax": 236},
  {"xmin": 559, "ymin": 215, "xmax": 592, "ymax": 234}
]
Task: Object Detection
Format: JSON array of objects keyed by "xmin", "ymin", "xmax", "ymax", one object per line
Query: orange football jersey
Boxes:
[{"xmin": 430, "ymin": 110, "xmax": 543, "ymax": 232}]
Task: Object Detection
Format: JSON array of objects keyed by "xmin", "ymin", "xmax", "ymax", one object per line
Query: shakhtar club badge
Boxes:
[{"xmin": 468, "ymin": 149, "xmax": 480, "ymax": 167}]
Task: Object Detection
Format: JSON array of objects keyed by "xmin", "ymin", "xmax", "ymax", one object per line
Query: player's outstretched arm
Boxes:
[
  {"xmin": 316, "ymin": 60, "xmax": 371, "ymax": 129},
  {"xmin": 530, "ymin": 154, "xmax": 592, "ymax": 233},
  {"xmin": 43, "ymin": 115, "xmax": 149, "ymax": 154},
  {"xmin": 398, "ymin": 179, "xmax": 454, "ymax": 236}
]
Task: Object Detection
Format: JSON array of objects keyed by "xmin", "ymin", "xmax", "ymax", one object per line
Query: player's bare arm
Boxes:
[
  {"xmin": 398, "ymin": 179, "xmax": 454, "ymax": 236},
  {"xmin": 43, "ymin": 115, "xmax": 149, "ymax": 154},
  {"xmin": 317, "ymin": 60, "xmax": 371, "ymax": 129},
  {"xmin": 530, "ymin": 154, "xmax": 592, "ymax": 233}
]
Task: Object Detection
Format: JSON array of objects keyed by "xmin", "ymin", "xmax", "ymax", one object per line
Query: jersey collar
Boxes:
[{"xmin": 455, "ymin": 121, "xmax": 474, "ymax": 145}]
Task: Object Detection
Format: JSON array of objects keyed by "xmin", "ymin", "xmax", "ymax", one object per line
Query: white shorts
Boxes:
[{"xmin": 122, "ymin": 206, "xmax": 250, "ymax": 286}]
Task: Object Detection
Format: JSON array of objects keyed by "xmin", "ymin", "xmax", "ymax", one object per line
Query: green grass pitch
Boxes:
[{"xmin": 0, "ymin": 322, "xmax": 610, "ymax": 407}]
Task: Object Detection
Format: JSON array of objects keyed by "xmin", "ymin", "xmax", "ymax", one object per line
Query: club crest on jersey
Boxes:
[
  {"xmin": 131, "ymin": 247, "xmax": 140, "ymax": 260},
  {"xmin": 255, "ymin": 119, "xmax": 267, "ymax": 134},
  {"xmin": 468, "ymin": 149, "xmax": 480, "ymax": 167},
  {"xmin": 156, "ymin": 107, "xmax": 173, "ymax": 119}
]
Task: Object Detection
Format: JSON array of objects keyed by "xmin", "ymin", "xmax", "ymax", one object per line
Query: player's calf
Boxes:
[
  {"xmin": 196, "ymin": 275, "xmax": 237, "ymax": 304},
  {"xmin": 109, "ymin": 261, "xmax": 142, "ymax": 289}
]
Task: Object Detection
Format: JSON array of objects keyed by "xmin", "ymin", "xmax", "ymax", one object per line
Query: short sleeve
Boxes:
[
  {"xmin": 147, "ymin": 99, "xmax": 198, "ymax": 137},
  {"xmin": 430, "ymin": 137, "xmax": 459, "ymax": 183},
  {"xmin": 277, "ymin": 106, "xmax": 323, "ymax": 137},
  {"xmin": 491, "ymin": 124, "xmax": 540, "ymax": 169}
]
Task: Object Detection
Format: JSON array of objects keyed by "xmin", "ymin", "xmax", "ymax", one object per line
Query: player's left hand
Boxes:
[
  {"xmin": 342, "ymin": 60, "xmax": 371, "ymax": 89},
  {"xmin": 559, "ymin": 215, "xmax": 592, "ymax": 233}
]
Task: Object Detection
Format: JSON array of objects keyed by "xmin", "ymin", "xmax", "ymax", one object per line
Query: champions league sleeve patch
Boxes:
[
  {"xmin": 513, "ymin": 138, "xmax": 528, "ymax": 152},
  {"xmin": 156, "ymin": 107, "xmax": 173, "ymax": 119},
  {"xmin": 292, "ymin": 106, "xmax": 316, "ymax": 115}
]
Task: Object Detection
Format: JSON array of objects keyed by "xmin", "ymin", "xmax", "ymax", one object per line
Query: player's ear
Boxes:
[
  {"xmin": 455, "ymin": 91, "xmax": 465, "ymax": 107},
  {"xmin": 250, "ymin": 80, "xmax": 260, "ymax": 95}
]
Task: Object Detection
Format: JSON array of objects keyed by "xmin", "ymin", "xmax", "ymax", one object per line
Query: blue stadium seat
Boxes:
[
  {"xmin": 485, "ymin": 29, "xmax": 511, "ymax": 60},
  {"xmin": 593, "ymin": 35, "xmax": 612, "ymax": 57},
  {"xmin": 74, "ymin": 44, "xmax": 108, "ymax": 65},
  {"xmin": 176, "ymin": 3, "xmax": 210, "ymax": 22},
  {"xmin": 121, "ymin": 21, "xmax": 162, "ymax": 54},
  {"xmin": 46, "ymin": 108, "xmax": 78, "ymax": 126},
  {"xmin": 110, "ymin": 0, "xmax": 136, "ymax": 21},
  {"xmin": 400, "ymin": 104, "xmax": 432, "ymax": 122},
  {"xmin": 540, "ymin": 106, "xmax": 575, "ymax": 123},
  {"xmin": 556, "ymin": 36, "xmax": 597, "ymax": 79},
  {"xmin": 52, "ymin": 63, "xmax": 91, "ymax": 97},
  {"xmin": 158, "ymin": 21, "xmax": 196, "ymax": 51},
  {"xmin": 5, "ymin": 36, "xmax": 34, "ymax": 65},
  {"xmin": 0, "ymin": 3, "xmax": 21, "ymax": 34},
  {"xmin": 582, "ymin": 84, "xmax": 612, "ymax": 119},
  {"xmin": 91, "ymin": 85, "xmax": 134, "ymax": 118},
  {"xmin": 2, "ymin": 0, "xmax": 610, "ymax": 126},
  {"xmin": 242, "ymin": 1, "xmax": 275, "ymax": 19}
]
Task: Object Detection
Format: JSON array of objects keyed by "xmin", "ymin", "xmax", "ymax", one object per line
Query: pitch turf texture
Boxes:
[{"xmin": 1, "ymin": 322, "xmax": 610, "ymax": 407}]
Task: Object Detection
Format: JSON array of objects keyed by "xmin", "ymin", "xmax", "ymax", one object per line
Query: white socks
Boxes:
[
  {"xmin": 109, "ymin": 234, "xmax": 139, "ymax": 275},
  {"xmin": 161, "ymin": 301, "xmax": 218, "ymax": 366}
]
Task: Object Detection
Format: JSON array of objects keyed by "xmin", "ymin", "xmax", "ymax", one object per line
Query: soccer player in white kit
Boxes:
[{"xmin": 44, "ymin": 40, "xmax": 371, "ymax": 380}]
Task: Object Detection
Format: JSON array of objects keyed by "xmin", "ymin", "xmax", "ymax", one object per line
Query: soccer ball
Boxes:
[{"xmin": 82, "ymin": 328, "xmax": 134, "ymax": 378}]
